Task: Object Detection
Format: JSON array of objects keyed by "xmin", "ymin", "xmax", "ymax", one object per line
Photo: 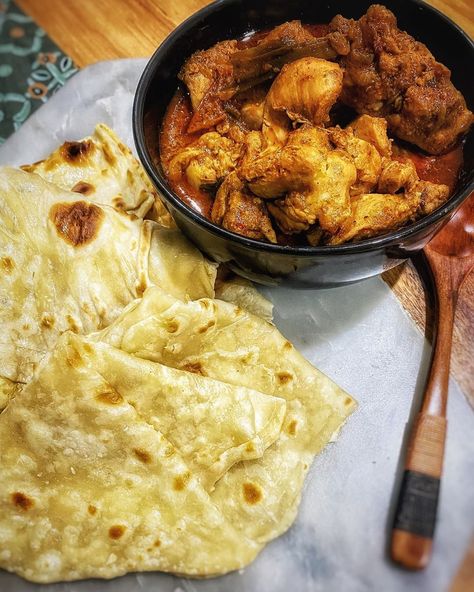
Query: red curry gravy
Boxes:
[{"xmin": 159, "ymin": 24, "xmax": 464, "ymax": 224}]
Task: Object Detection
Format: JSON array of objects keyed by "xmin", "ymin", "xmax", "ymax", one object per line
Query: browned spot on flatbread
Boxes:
[
  {"xmin": 166, "ymin": 320, "xmax": 179, "ymax": 333},
  {"xmin": 283, "ymin": 340, "xmax": 293, "ymax": 350},
  {"xmin": 83, "ymin": 343, "xmax": 93, "ymax": 354},
  {"xmin": 49, "ymin": 201, "xmax": 104, "ymax": 247},
  {"xmin": 344, "ymin": 396, "xmax": 353, "ymax": 407},
  {"xmin": 154, "ymin": 538, "xmax": 161, "ymax": 547},
  {"xmin": 180, "ymin": 361, "xmax": 206, "ymax": 376},
  {"xmin": 66, "ymin": 314, "xmax": 80, "ymax": 333},
  {"xmin": 96, "ymin": 388, "xmax": 124, "ymax": 405},
  {"xmin": 136, "ymin": 275, "xmax": 148, "ymax": 297},
  {"xmin": 133, "ymin": 448, "xmax": 152, "ymax": 464},
  {"xmin": 109, "ymin": 525, "xmax": 126, "ymax": 539},
  {"xmin": 287, "ymin": 419, "xmax": 298, "ymax": 436},
  {"xmin": 66, "ymin": 345, "xmax": 84, "ymax": 368},
  {"xmin": 60, "ymin": 140, "xmax": 94, "ymax": 164},
  {"xmin": 242, "ymin": 482, "xmax": 263, "ymax": 505},
  {"xmin": 112, "ymin": 196, "xmax": 126, "ymax": 212},
  {"xmin": 277, "ymin": 371, "xmax": 293, "ymax": 384},
  {"xmin": 1, "ymin": 256, "xmax": 14, "ymax": 273},
  {"xmin": 71, "ymin": 181, "xmax": 94, "ymax": 196},
  {"xmin": 241, "ymin": 352, "xmax": 253, "ymax": 364},
  {"xmin": 11, "ymin": 492, "xmax": 33, "ymax": 511},
  {"xmin": 21, "ymin": 159, "xmax": 44, "ymax": 172},
  {"xmin": 88, "ymin": 504, "xmax": 97, "ymax": 515},
  {"xmin": 245, "ymin": 442, "xmax": 255, "ymax": 453},
  {"xmin": 173, "ymin": 472, "xmax": 191, "ymax": 491},
  {"xmin": 199, "ymin": 300, "xmax": 211, "ymax": 309},
  {"xmin": 41, "ymin": 315, "xmax": 55, "ymax": 329},
  {"xmin": 22, "ymin": 324, "xmax": 30, "ymax": 331},
  {"xmin": 164, "ymin": 445, "xmax": 175, "ymax": 457},
  {"xmin": 118, "ymin": 141, "xmax": 129, "ymax": 154},
  {"xmin": 197, "ymin": 320, "xmax": 215, "ymax": 334},
  {"xmin": 102, "ymin": 144, "xmax": 116, "ymax": 166}
]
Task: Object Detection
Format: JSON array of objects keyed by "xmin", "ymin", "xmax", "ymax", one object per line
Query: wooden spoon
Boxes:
[{"xmin": 391, "ymin": 193, "xmax": 474, "ymax": 570}]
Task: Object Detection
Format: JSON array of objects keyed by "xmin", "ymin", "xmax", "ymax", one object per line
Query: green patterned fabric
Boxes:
[{"xmin": 0, "ymin": 0, "xmax": 78, "ymax": 144}]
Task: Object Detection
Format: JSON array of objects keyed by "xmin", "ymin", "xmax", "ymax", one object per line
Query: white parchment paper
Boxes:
[{"xmin": 0, "ymin": 59, "xmax": 473, "ymax": 592}]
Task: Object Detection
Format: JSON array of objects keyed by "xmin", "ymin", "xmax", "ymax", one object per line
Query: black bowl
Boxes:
[{"xmin": 133, "ymin": 0, "xmax": 474, "ymax": 288}]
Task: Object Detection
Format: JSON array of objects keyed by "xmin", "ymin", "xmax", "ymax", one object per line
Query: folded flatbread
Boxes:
[
  {"xmin": 21, "ymin": 123, "xmax": 171, "ymax": 225},
  {"xmin": 0, "ymin": 167, "xmax": 216, "ymax": 401},
  {"xmin": 0, "ymin": 332, "xmax": 278, "ymax": 582},
  {"xmin": 214, "ymin": 275, "xmax": 273, "ymax": 321},
  {"xmin": 97, "ymin": 286, "xmax": 356, "ymax": 544}
]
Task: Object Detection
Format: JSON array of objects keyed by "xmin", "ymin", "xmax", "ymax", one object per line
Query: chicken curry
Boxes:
[{"xmin": 159, "ymin": 4, "xmax": 472, "ymax": 246}]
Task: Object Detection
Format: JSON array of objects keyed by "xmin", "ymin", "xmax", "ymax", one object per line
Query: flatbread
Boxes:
[
  {"xmin": 21, "ymin": 123, "xmax": 172, "ymax": 225},
  {"xmin": 96, "ymin": 286, "xmax": 356, "ymax": 544},
  {"xmin": 215, "ymin": 275, "xmax": 273, "ymax": 322},
  {"xmin": 0, "ymin": 332, "xmax": 265, "ymax": 583},
  {"xmin": 0, "ymin": 167, "xmax": 216, "ymax": 400},
  {"xmin": 75, "ymin": 338, "xmax": 286, "ymax": 491}
]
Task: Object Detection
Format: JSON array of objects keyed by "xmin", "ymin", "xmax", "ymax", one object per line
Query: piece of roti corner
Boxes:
[{"xmin": 21, "ymin": 123, "xmax": 173, "ymax": 225}]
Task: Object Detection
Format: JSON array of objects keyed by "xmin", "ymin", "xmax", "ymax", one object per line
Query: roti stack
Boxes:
[
  {"xmin": 0, "ymin": 165, "xmax": 216, "ymax": 408},
  {"xmin": 0, "ymin": 125, "xmax": 356, "ymax": 583}
]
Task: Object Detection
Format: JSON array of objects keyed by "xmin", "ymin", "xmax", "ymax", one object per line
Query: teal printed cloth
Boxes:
[{"xmin": 0, "ymin": 0, "xmax": 78, "ymax": 144}]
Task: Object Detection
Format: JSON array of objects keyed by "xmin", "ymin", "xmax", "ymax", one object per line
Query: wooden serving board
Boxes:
[{"xmin": 16, "ymin": 0, "xmax": 474, "ymax": 404}]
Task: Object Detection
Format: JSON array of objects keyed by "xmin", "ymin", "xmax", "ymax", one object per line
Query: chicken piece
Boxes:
[
  {"xmin": 348, "ymin": 115, "xmax": 392, "ymax": 157},
  {"xmin": 233, "ymin": 86, "xmax": 267, "ymax": 131},
  {"xmin": 180, "ymin": 41, "xmax": 237, "ymax": 110},
  {"xmin": 211, "ymin": 172, "xmax": 277, "ymax": 242},
  {"xmin": 241, "ymin": 125, "xmax": 356, "ymax": 234},
  {"xmin": 168, "ymin": 131, "xmax": 242, "ymax": 190},
  {"xmin": 267, "ymin": 150, "xmax": 356, "ymax": 234},
  {"xmin": 215, "ymin": 121, "xmax": 247, "ymax": 144},
  {"xmin": 241, "ymin": 98, "xmax": 266, "ymax": 130},
  {"xmin": 377, "ymin": 157, "xmax": 449, "ymax": 217},
  {"xmin": 262, "ymin": 57, "xmax": 343, "ymax": 145},
  {"xmin": 180, "ymin": 22, "xmax": 337, "ymax": 133},
  {"xmin": 239, "ymin": 130, "xmax": 265, "ymax": 173},
  {"xmin": 409, "ymin": 180, "xmax": 449, "ymax": 215},
  {"xmin": 329, "ymin": 192, "xmax": 419, "ymax": 244},
  {"xmin": 179, "ymin": 40, "xmax": 238, "ymax": 132},
  {"xmin": 329, "ymin": 4, "xmax": 473, "ymax": 154},
  {"xmin": 377, "ymin": 158, "xmax": 418, "ymax": 194},
  {"xmin": 306, "ymin": 225, "xmax": 325, "ymax": 246},
  {"xmin": 329, "ymin": 126, "xmax": 382, "ymax": 195},
  {"xmin": 242, "ymin": 126, "xmax": 331, "ymax": 198}
]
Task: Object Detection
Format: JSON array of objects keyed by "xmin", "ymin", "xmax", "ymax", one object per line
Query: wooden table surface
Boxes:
[{"xmin": 13, "ymin": 0, "xmax": 474, "ymax": 584}]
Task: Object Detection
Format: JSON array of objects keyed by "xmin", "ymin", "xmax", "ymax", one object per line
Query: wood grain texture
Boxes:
[
  {"xmin": 406, "ymin": 414, "xmax": 447, "ymax": 477},
  {"xmin": 16, "ymin": 0, "xmax": 213, "ymax": 68},
  {"xmin": 392, "ymin": 529, "xmax": 434, "ymax": 570}
]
